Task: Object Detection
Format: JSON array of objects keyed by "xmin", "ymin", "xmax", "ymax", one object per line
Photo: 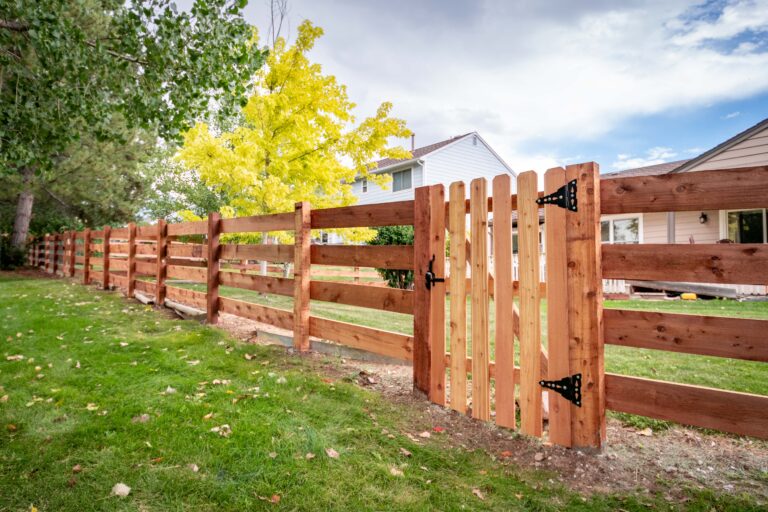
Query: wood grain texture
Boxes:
[
  {"xmin": 220, "ymin": 213, "xmax": 293, "ymax": 234},
  {"xmin": 136, "ymin": 225, "xmax": 157, "ymax": 239},
  {"xmin": 219, "ymin": 243, "xmax": 293, "ymax": 262},
  {"xmin": 166, "ymin": 285, "xmax": 207, "ymax": 310},
  {"xmin": 82, "ymin": 229, "xmax": 91, "ymax": 285},
  {"xmin": 155, "ymin": 219, "xmax": 168, "ymax": 305},
  {"xmin": 605, "ymin": 373, "xmax": 768, "ymax": 439},
  {"xmin": 602, "ymin": 244, "xmax": 768, "ymax": 285},
  {"xmin": 470, "ymin": 178, "xmax": 490, "ymax": 420},
  {"xmin": 601, "ymin": 165, "xmax": 768, "ymax": 214},
  {"xmin": 310, "ymin": 245, "xmax": 413, "ymax": 270},
  {"xmin": 566, "ymin": 162, "xmax": 605, "ymax": 448},
  {"xmin": 134, "ymin": 280, "xmax": 156, "ymax": 295},
  {"xmin": 135, "ymin": 261, "xmax": 156, "ymax": 276},
  {"xmin": 492, "ymin": 174, "xmax": 516, "ymax": 428},
  {"xmin": 311, "ymin": 200, "xmax": 415, "ymax": 228},
  {"xmin": 604, "ymin": 309, "xmax": 768, "ymax": 362},
  {"xmin": 127, "ymin": 223, "xmax": 136, "ymax": 297},
  {"xmin": 544, "ymin": 167, "xmax": 572, "ymax": 447},
  {"xmin": 110, "ymin": 227, "xmax": 129, "ymax": 239},
  {"xmin": 102, "ymin": 226, "xmax": 111, "ymax": 290},
  {"xmin": 167, "ymin": 220, "xmax": 208, "ymax": 236},
  {"xmin": 428, "ymin": 185, "xmax": 446, "ymax": 405},
  {"xmin": 69, "ymin": 232, "xmax": 77, "ymax": 277},
  {"xmin": 309, "ymin": 316, "xmax": 414, "ymax": 361},
  {"xmin": 219, "ymin": 297, "xmax": 294, "ymax": 330},
  {"xmin": 310, "ymin": 280, "xmax": 413, "ymax": 314},
  {"xmin": 168, "ymin": 243, "xmax": 207, "ymax": 259},
  {"xmin": 448, "ymin": 181, "xmax": 468, "ymax": 414},
  {"xmin": 294, "ymin": 202, "xmax": 312, "ymax": 352},
  {"xmin": 207, "ymin": 212, "xmax": 221, "ymax": 324},
  {"xmin": 166, "ymin": 265, "xmax": 207, "ymax": 282},
  {"xmin": 517, "ymin": 171, "xmax": 542, "ymax": 436},
  {"xmin": 219, "ymin": 272, "xmax": 293, "ymax": 296}
]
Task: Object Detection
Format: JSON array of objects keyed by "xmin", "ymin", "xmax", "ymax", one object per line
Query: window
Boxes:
[
  {"xmin": 725, "ymin": 209, "xmax": 767, "ymax": 243},
  {"xmin": 601, "ymin": 216, "xmax": 640, "ymax": 244},
  {"xmin": 361, "ymin": 178, "xmax": 368, "ymax": 193},
  {"xmin": 321, "ymin": 232, "xmax": 329, "ymax": 244},
  {"xmin": 392, "ymin": 169, "xmax": 412, "ymax": 192}
]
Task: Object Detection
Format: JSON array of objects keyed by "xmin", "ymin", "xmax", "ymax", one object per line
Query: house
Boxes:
[{"xmin": 601, "ymin": 116, "xmax": 768, "ymax": 296}]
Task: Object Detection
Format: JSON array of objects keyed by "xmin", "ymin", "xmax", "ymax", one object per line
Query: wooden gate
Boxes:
[{"xmin": 413, "ymin": 163, "xmax": 605, "ymax": 449}]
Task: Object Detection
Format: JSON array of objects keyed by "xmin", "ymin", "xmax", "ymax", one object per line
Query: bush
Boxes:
[
  {"xmin": 369, "ymin": 226, "xmax": 414, "ymax": 289},
  {"xmin": 0, "ymin": 235, "xmax": 26, "ymax": 270}
]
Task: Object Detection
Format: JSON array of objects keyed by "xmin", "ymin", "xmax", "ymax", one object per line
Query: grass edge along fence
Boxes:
[{"xmin": 28, "ymin": 163, "xmax": 768, "ymax": 449}]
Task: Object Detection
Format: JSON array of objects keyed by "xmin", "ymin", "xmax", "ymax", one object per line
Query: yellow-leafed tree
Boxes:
[{"xmin": 177, "ymin": 20, "xmax": 411, "ymax": 241}]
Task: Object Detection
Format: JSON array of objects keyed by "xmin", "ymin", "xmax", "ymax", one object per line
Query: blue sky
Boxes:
[{"xmin": 236, "ymin": 0, "xmax": 768, "ymax": 174}]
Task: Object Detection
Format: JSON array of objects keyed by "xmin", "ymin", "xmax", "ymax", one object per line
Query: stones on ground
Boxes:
[
  {"xmin": 637, "ymin": 427, "xmax": 653, "ymax": 437},
  {"xmin": 534, "ymin": 452, "xmax": 545, "ymax": 462},
  {"xmin": 111, "ymin": 482, "xmax": 131, "ymax": 497}
]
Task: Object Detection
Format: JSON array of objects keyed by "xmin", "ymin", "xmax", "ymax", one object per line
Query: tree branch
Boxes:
[{"xmin": 84, "ymin": 40, "xmax": 148, "ymax": 66}]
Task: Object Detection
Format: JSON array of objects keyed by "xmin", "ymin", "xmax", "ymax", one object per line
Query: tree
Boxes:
[
  {"xmin": 1, "ymin": 0, "xmax": 266, "ymax": 247},
  {"xmin": 176, "ymin": 20, "xmax": 411, "ymax": 242},
  {"xmin": 369, "ymin": 226, "xmax": 414, "ymax": 289}
]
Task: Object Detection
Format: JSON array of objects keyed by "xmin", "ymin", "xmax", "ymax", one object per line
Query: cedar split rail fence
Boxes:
[{"xmin": 28, "ymin": 163, "xmax": 768, "ymax": 448}]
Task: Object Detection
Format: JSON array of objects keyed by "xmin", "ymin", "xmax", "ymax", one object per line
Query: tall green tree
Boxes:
[{"xmin": 1, "ymin": 0, "xmax": 266, "ymax": 247}]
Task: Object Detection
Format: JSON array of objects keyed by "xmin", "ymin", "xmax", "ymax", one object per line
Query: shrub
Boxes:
[{"xmin": 369, "ymin": 226, "xmax": 414, "ymax": 289}]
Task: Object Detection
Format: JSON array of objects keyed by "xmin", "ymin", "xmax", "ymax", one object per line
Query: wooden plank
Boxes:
[
  {"xmin": 68, "ymin": 232, "xmax": 77, "ymax": 277},
  {"xmin": 470, "ymin": 178, "xmax": 490, "ymax": 420},
  {"xmin": 110, "ymin": 227, "xmax": 129, "ymax": 239},
  {"xmin": 167, "ymin": 257, "xmax": 206, "ymax": 268},
  {"xmin": 102, "ymin": 226, "xmax": 111, "ymax": 290},
  {"xmin": 155, "ymin": 220, "xmax": 168, "ymax": 304},
  {"xmin": 109, "ymin": 259, "xmax": 128, "ymax": 272},
  {"xmin": 566, "ymin": 162, "xmax": 605, "ymax": 448},
  {"xmin": 601, "ymin": 165, "xmax": 768, "ymax": 214},
  {"xmin": 448, "ymin": 181, "xmax": 468, "ymax": 415},
  {"xmin": 111, "ymin": 274, "xmax": 128, "ymax": 289},
  {"xmin": 544, "ymin": 167, "xmax": 572, "ymax": 447},
  {"xmin": 127, "ymin": 223, "xmax": 137, "ymax": 298},
  {"xmin": 517, "ymin": 171, "xmax": 542, "ymax": 436},
  {"xmin": 310, "ymin": 280, "xmax": 413, "ymax": 314},
  {"xmin": 428, "ymin": 185, "xmax": 446, "ymax": 405},
  {"xmin": 602, "ymin": 244, "xmax": 768, "ymax": 285},
  {"xmin": 83, "ymin": 229, "xmax": 91, "ymax": 284},
  {"xmin": 110, "ymin": 243, "xmax": 130, "ymax": 254},
  {"xmin": 219, "ymin": 243, "xmax": 293, "ymax": 262},
  {"xmin": 136, "ymin": 225, "xmax": 157, "ymax": 239},
  {"xmin": 168, "ymin": 243, "xmax": 207, "ymax": 259},
  {"xmin": 492, "ymin": 174, "xmax": 516, "ymax": 429},
  {"xmin": 310, "ymin": 245, "xmax": 413, "ymax": 270},
  {"xmin": 135, "ymin": 260, "xmax": 156, "ymax": 276},
  {"xmin": 294, "ymin": 202, "xmax": 311, "ymax": 352},
  {"xmin": 604, "ymin": 309, "xmax": 768, "ymax": 362},
  {"xmin": 219, "ymin": 297, "xmax": 293, "ymax": 330},
  {"xmin": 605, "ymin": 373, "xmax": 768, "ymax": 440},
  {"xmin": 135, "ymin": 243, "xmax": 157, "ymax": 256},
  {"xmin": 166, "ymin": 285, "xmax": 207, "ymax": 310},
  {"xmin": 167, "ymin": 220, "xmax": 207, "ymax": 236},
  {"xmin": 413, "ymin": 186, "xmax": 436, "ymax": 397},
  {"xmin": 309, "ymin": 316, "xmax": 413, "ymax": 361},
  {"xmin": 167, "ymin": 265, "xmax": 207, "ymax": 282},
  {"xmin": 134, "ymin": 280, "xmax": 156, "ymax": 295},
  {"xmin": 220, "ymin": 212, "xmax": 294, "ymax": 234},
  {"xmin": 52, "ymin": 235, "xmax": 59, "ymax": 275},
  {"xmin": 207, "ymin": 213, "xmax": 221, "ymax": 324},
  {"xmin": 310, "ymin": 201, "xmax": 415, "ymax": 228},
  {"xmin": 220, "ymin": 272, "xmax": 293, "ymax": 295}
]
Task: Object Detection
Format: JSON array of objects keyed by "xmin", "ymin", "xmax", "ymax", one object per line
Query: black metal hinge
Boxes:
[
  {"xmin": 536, "ymin": 179, "xmax": 577, "ymax": 212},
  {"xmin": 425, "ymin": 255, "xmax": 445, "ymax": 290},
  {"xmin": 539, "ymin": 373, "xmax": 582, "ymax": 407}
]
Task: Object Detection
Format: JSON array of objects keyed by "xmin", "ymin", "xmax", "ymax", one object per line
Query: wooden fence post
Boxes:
[
  {"xmin": 413, "ymin": 185, "xmax": 446, "ymax": 403},
  {"xmin": 544, "ymin": 167, "xmax": 572, "ymax": 447},
  {"xmin": 83, "ymin": 228, "xmax": 91, "ymax": 284},
  {"xmin": 155, "ymin": 219, "xmax": 167, "ymax": 305},
  {"xmin": 207, "ymin": 213, "xmax": 221, "ymax": 324},
  {"xmin": 102, "ymin": 225, "xmax": 111, "ymax": 290},
  {"xmin": 52, "ymin": 234, "xmax": 59, "ymax": 275},
  {"xmin": 69, "ymin": 231, "xmax": 76, "ymax": 277},
  {"xmin": 293, "ymin": 202, "xmax": 311, "ymax": 351},
  {"xmin": 127, "ymin": 222, "xmax": 136, "ymax": 298},
  {"xmin": 565, "ymin": 162, "xmax": 605, "ymax": 448}
]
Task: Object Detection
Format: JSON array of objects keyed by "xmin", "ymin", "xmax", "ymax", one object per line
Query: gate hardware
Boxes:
[
  {"xmin": 536, "ymin": 179, "xmax": 578, "ymax": 212},
  {"xmin": 425, "ymin": 255, "xmax": 445, "ymax": 290},
  {"xmin": 539, "ymin": 373, "xmax": 582, "ymax": 407}
]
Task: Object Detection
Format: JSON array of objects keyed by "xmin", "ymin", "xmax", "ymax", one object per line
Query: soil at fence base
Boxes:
[{"xmin": 218, "ymin": 312, "xmax": 768, "ymax": 504}]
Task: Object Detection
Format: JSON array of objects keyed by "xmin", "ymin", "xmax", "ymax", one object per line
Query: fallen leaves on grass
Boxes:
[
  {"xmin": 637, "ymin": 428, "xmax": 653, "ymax": 437},
  {"xmin": 244, "ymin": 353, "xmax": 256, "ymax": 360},
  {"xmin": 187, "ymin": 360, "xmax": 200, "ymax": 366},
  {"xmin": 111, "ymin": 482, "xmax": 131, "ymax": 497},
  {"xmin": 325, "ymin": 448, "xmax": 339, "ymax": 459},
  {"xmin": 0, "ymin": 395, "xmax": 8, "ymax": 403},
  {"xmin": 86, "ymin": 403, "xmax": 99, "ymax": 411},
  {"xmin": 187, "ymin": 463, "xmax": 199, "ymax": 472},
  {"xmin": 131, "ymin": 414, "xmax": 150, "ymax": 424},
  {"xmin": 212, "ymin": 379, "xmax": 230, "ymax": 385},
  {"xmin": 202, "ymin": 412, "xmax": 214, "ymax": 420},
  {"xmin": 418, "ymin": 431, "xmax": 431, "ymax": 439},
  {"xmin": 210, "ymin": 424, "xmax": 232, "ymax": 437},
  {"xmin": 399, "ymin": 447, "xmax": 412, "ymax": 457},
  {"xmin": 275, "ymin": 376, "xmax": 287, "ymax": 385},
  {"xmin": 72, "ymin": 464, "xmax": 82, "ymax": 473},
  {"xmin": 472, "ymin": 488, "xmax": 486, "ymax": 500},
  {"xmin": 305, "ymin": 452, "xmax": 315, "ymax": 460},
  {"xmin": 432, "ymin": 426, "xmax": 445, "ymax": 433},
  {"xmin": 7, "ymin": 424, "xmax": 17, "ymax": 432},
  {"xmin": 390, "ymin": 466, "xmax": 404, "ymax": 477},
  {"xmin": 6, "ymin": 355, "xmax": 24, "ymax": 361},
  {"xmin": 162, "ymin": 386, "xmax": 177, "ymax": 395},
  {"xmin": 500, "ymin": 450, "xmax": 513, "ymax": 458}
]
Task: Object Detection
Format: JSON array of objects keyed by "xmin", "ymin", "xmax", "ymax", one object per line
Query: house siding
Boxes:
[
  {"xmin": 640, "ymin": 211, "xmax": 721, "ymax": 244},
  {"xmin": 642, "ymin": 212, "xmax": 668, "ymax": 243},
  {"xmin": 423, "ymin": 134, "xmax": 514, "ymax": 190},
  {"xmin": 351, "ymin": 163, "xmax": 424, "ymax": 205},
  {"xmin": 686, "ymin": 125, "xmax": 768, "ymax": 171}
]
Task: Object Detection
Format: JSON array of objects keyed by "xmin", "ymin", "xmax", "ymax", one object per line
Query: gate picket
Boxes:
[
  {"xmin": 448, "ymin": 182, "xmax": 468, "ymax": 414},
  {"xmin": 470, "ymin": 178, "xmax": 491, "ymax": 421}
]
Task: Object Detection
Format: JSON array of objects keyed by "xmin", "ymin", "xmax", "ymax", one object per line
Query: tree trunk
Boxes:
[{"xmin": 11, "ymin": 166, "xmax": 35, "ymax": 249}]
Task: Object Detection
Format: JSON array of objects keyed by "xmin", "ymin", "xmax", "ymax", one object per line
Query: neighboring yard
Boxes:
[{"xmin": 1, "ymin": 272, "xmax": 765, "ymax": 511}]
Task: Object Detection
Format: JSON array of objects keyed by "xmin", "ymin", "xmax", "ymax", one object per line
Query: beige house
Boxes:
[{"xmin": 601, "ymin": 117, "xmax": 768, "ymax": 296}]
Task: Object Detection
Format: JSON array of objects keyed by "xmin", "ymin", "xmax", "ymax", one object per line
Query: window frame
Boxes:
[
  {"xmin": 600, "ymin": 214, "xmax": 643, "ymax": 244},
  {"xmin": 719, "ymin": 208, "xmax": 768, "ymax": 244},
  {"xmin": 361, "ymin": 177, "xmax": 368, "ymax": 194},
  {"xmin": 392, "ymin": 169, "xmax": 412, "ymax": 192}
]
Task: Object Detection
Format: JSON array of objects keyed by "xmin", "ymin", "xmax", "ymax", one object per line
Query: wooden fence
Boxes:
[{"xmin": 27, "ymin": 163, "xmax": 768, "ymax": 447}]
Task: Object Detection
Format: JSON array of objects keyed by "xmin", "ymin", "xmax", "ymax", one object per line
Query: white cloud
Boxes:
[
  {"xmin": 724, "ymin": 111, "xmax": 742, "ymax": 119},
  {"xmin": 612, "ymin": 147, "xmax": 678, "ymax": 170},
  {"xmin": 671, "ymin": 0, "xmax": 768, "ymax": 47}
]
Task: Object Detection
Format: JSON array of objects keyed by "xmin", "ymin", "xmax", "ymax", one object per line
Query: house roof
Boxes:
[
  {"xmin": 601, "ymin": 159, "xmax": 690, "ymax": 179},
  {"xmin": 671, "ymin": 117, "xmax": 768, "ymax": 173},
  {"xmin": 372, "ymin": 133, "xmax": 474, "ymax": 171}
]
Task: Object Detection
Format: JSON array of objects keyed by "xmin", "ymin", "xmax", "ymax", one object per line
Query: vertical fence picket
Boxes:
[
  {"xmin": 492, "ymin": 174, "xmax": 516, "ymax": 429},
  {"xmin": 448, "ymin": 181, "xmax": 468, "ymax": 414},
  {"xmin": 83, "ymin": 229, "xmax": 91, "ymax": 284},
  {"xmin": 102, "ymin": 226, "xmax": 111, "ymax": 290},
  {"xmin": 53, "ymin": 234, "xmax": 60, "ymax": 275},
  {"xmin": 127, "ymin": 223, "xmax": 136, "ymax": 298},
  {"xmin": 207, "ymin": 213, "xmax": 221, "ymax": 324},
  {"xmin": 293, "ymin": 202, "xmax": 311, "ymax": 351},
  {"xmin": 565, "ymin": 162, "xmax": 605, "ymax": 448},
  {"xmin": 429, "ymin": 185, "xmax": 447, "ymax": 405},
  {"xmin": 470, "ymin": 178, "xmax": 490, "ymax": 420},
  {"xmin": 544, "ymin": 167, "xmax": 572, "ymax": 447},
  {"xmin": 156, "ymin": 220, "xmax": 167, "ymax": 305},
  {"xmin": 517, "ymin": 171, "xmax": 543, "ymax": 437},
  {"xmin": 69, "ymin": 231, "xmax": 76, "ymax": 277}
]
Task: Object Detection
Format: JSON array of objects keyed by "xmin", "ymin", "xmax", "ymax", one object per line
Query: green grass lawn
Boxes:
[{"xmin": 1, "ymin": 273, "xmax": 763, "ymax": 511}]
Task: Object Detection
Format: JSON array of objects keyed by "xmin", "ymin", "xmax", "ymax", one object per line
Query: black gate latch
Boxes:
[
  {"xmin": 536, "ymin": 179, "xmax": 578, "ymax": 212},
  {"xmin": 539, "ymin": 373, "xmax": 582, "ymax": 407},
  {"xmin": 425, "ymin": 255, "xmax": 445, "ymax": 290}
]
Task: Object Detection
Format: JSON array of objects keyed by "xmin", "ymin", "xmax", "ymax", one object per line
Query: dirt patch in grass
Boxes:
[{"xmin": 218, "ymin": 312, "xmax": 768, "ymax": 505}]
